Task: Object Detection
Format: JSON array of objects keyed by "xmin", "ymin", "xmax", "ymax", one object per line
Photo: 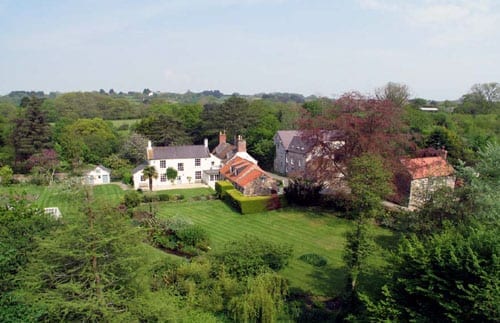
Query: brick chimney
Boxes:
[
  {"xmin": 237, "ymin": 135, "xmax": 246, "ymax": 152},
  {"xmin": 219, "ymin": 131, "xmax": 226, "ymax": 145}
]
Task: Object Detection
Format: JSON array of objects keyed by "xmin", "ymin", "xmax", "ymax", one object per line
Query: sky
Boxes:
[{"xmin": 0, "ymin": 0, "xmax": 499, "ymax": 100}]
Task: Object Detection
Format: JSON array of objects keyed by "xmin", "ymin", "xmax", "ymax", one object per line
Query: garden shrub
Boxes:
[
  {"xmin": 177, "ymin": 225, "xmax": 210, "ymax": 250},
  {"xmin": 123, "ymin": 190, "xmax": 141, "ymax": 208},
  {"xmin": 157, "ymin": 193, "xmax": 170, "ymax": 201},
  {"xmin": 214, "ymin": 235, "xmax": 293, "ymax": 278},
  {"xmin": 298, "ymin": 253, "xmax": 328, "ymax": 267}
]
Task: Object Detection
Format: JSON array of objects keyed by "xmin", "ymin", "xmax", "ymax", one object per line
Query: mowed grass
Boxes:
[
  {"xmin": 1, "ymin": 183, "xmax": 396, "ymax": 297},
  {"xmin": 156, "ymin": 200, "xmax": 396, "ymax": 296}
]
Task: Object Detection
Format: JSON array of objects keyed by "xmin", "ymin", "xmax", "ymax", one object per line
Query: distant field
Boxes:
[{"xmin": 0, "ymin": 183, "xmax": 395, "ymax": 297}]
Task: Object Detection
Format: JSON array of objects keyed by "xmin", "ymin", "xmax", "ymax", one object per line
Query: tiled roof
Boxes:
[
  {"xmin": 220, "ymin": 156, "xmax": 270, "ymax": 188},
  {"xmin": 151, "ymin": 145, "xmax": 210, "ymax": 159},
  {"xmin": 401, "ymin": 156, "xmax": 454, "ymax": 180}
]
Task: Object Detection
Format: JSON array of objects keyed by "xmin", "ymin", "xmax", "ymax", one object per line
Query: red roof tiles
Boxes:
[{"xmin": 401, "ymin": 156, "xmax": 454, "ymax": 180}]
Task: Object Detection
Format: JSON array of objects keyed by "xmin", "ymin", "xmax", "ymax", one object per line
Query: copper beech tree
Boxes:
[{"xmin": 299, "ymin": 92, "xmax": 411, "ymax": 183}]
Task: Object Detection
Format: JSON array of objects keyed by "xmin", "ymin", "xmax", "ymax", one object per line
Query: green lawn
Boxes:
[
  {"xmin": 1, "ymin": 183, "xmax": 396, "ymax": 297},
  {"xmin": 155, "ymin": 200, "xmax": 396, "ymax": 296}
]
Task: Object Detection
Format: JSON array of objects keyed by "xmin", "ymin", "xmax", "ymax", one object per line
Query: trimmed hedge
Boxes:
[
  {"xmin": 216, "ymin": 180, "xmax": 283, "ymax": 214},
  {"xmin": 215, "ymin": 180, "xmax": 234, "ymax": 199}
]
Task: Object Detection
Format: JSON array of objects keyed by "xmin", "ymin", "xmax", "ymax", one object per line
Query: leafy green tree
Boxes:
[
  {"xmin": 142, "ymin": 166, "xmax": 158, "ymax": 192},
  {"xmin": 363, "ymin": 228, "xmax": 499, "ymax": 322},
  {"xmin": 57, "ymin": 118, "xmax": 119, "ymax": 165},
  {"xmin": 11, "ymin": 97, "xmax": 52, "ymax": 171},
  {"xmin": 343, "ymin": 154, "xmax": 392, "ymax": 292},
  {"xmin": 166, "ymin": 167, "xmax": 177, "ymax": 184}
]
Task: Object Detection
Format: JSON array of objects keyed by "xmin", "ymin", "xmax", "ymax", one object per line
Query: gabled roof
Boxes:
[
  {"xmin": 150, "ymin": 145, "xmax": 210, "ymax": 160},
  {"xmin": 212, "ymin": 142, "xmax": 236, "ymax": 161},
  {"xmin": 85, "ymin": 164, "xmax": 111, "ymax": 174},
  {"xmin": 220, "ymin": 156, "xmax": 270, "ymax": 188},
  {"xmin": 275, "ymin": 130, "xmax": 299, "ymax": 149},
  {"xmin": 401, "ymin": 156, "xmax": 454, "ymax": 180},
  {"xmin": 276, "ymin": 130, "xmax": 343, "ymax": 153},
  {"xmin": 132, "ymin": 163, "xmax": 147, "ymax": 174}
]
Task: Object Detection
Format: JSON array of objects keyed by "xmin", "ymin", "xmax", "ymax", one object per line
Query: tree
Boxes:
[
  {"xmin": 364, "ymin": 228, "xmax": 499, "ymax": 322},
  {"xmin": 201, "ymin": 96, "xmax": 258, "ymax": 140},
  {"xmin": 456, "ymin": 83, "xmax": 500, "ymax": 114},
  {"xmin": 343, "ymin": 154, "xmax": 392, "ymax": 292},
  {"xmin": 57, "ymin": 118, "xmax": 119, "ymax": 165},
  {"xmin": 26, "ymin": 149, "xmax": 60, "ymax": 185},
  {"xmin": 142, "ymin": 166, "xmax": 158, "ymax": 192},
  {"xmin": 166, "ymin": 167, "xmax": 177, "ymax": 184},
  {"xmin": 375, "ymin": 82, "xmax": 411, "ymax": 108},
  {"xmin": 300, "ymin": 92, "xmax": 409, "ymax": 182},
  {"xmin": 11, "ymin": 97, "xmax": 52, "ymax": 171},
  {"xmin": 120, "ymin": 132, "xmax": 148, "ymax": 164},
  {"xmin": 134, "ymin": 115, "xmax": 191, "ymax": 146},
  {"xmin": 16, "ymin": 187, "xmax": 150, "ymax": 321}
]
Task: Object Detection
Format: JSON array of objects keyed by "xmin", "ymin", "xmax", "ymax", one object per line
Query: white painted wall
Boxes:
[
  {"xmin": 133, "ymin": 155, "xmax": 222, "ymax": 191},
  {"xmin": 84, "ymin": 167, "xmax": 110, "ymax": 185}
]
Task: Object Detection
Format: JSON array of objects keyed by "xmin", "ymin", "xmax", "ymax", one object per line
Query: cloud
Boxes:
[{"xmin": 357, "ymin": 0, "xmax": 500, "ymax": 45}]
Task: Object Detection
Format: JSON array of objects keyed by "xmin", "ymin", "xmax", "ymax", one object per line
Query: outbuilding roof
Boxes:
[{"xmin": 401, "ymin": 156, "xmax": 454, "ymax": 180}]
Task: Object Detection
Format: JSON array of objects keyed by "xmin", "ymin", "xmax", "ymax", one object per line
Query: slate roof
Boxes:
[
  {"xmin": 284, "ymin": 130, "xmax": 343, "ymax": 153},
  {"xmin": 275, "ymin": 130, "xmax": 300, "ymax": 149},
  {"xmin": 132, "ymin": 163, "xmax": 147, "ymax": 174},
  {"xmin": 212, "ymin": 142, "xmax": 236, "ymax": 161},
  {"xmin": 151, "ymin": 145, "xmax": 210, "ymax": 159},
  {"xmin": 401, "ymin": 156, "xmax": 454, "ymax": 180}
]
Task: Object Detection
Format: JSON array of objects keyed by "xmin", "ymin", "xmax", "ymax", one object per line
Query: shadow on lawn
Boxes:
[
  {"xmin": 373, "ymin": 231, "xmax": 401, "ymax": 252},
  {"xmin": 307, "ymin": 264, "xmax": 347, "ymax": 296}
]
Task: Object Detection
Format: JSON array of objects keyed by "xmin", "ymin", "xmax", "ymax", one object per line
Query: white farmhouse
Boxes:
[{"xmin": 132, "ymin": 139, "xmax": 222, "ymax": 191}]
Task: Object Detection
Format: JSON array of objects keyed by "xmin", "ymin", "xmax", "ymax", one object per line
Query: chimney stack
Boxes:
[
  {"xmin": 204, "ymin": 138, "xmax": 208, "ymax": 148},
  {"xmin": 219, "ymin": 131, "xmax": 226, "ymax": 144},
  {"xmin": 441, "ymin": 146, "xmax": 448, "ymax": 160},
  {"xmin": 237, "ymin": 135, "xmax": 246, "ymax": 153},
  {"xmin": 147, "ymin": 140, "xmax": 153, "ymax": 160}
]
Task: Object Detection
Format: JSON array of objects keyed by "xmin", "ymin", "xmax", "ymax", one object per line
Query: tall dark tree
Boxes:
[
  {"xmin": 134, "ymin": 115, "xmax": 190, "ymax": 146},
  {"xmin": 201, "ymin": 96, "xmax": 257, "ymax": 140},
  {"xmin": 11, "ymin": 97, "xmax": 52, "ymax": 171}
]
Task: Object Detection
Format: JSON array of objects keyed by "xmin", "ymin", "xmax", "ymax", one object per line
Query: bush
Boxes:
[
  {"xmin": 298, "ymin": 253, "xmax": 327, "ymax": 267},
  {"xmin": 177, "ymin": 225, "xmax": 210, "ymax": 250},
  {"xmin": 320, "ymin": 191, "xmax": 354, "ymax": 213},
  {"xmin": 214, "ymin": 235, "xmax": 293, "ymax": 278},
  {"xmin": 157, "ymin": 193, "xmax": 170, "ymax": 201},
  {"xmin": 123, "ymin": 190, "xmax": 142, "ymax": 208}
]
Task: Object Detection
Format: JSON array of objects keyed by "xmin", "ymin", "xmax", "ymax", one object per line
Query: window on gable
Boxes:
[
  {"xmin": 195, "ymin": 158, "xmax": 201, "ymax": 167},
  {"xmin": 160, "ymin": 160, "xmax": 166, "ymax": 168},
  {"xmin": 178, "ymin": 163, "xmax": 184, "ymax": 171},
  {"xmin": 140, "ymin": 175, "xmax": 145, "ymax": 182}
]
